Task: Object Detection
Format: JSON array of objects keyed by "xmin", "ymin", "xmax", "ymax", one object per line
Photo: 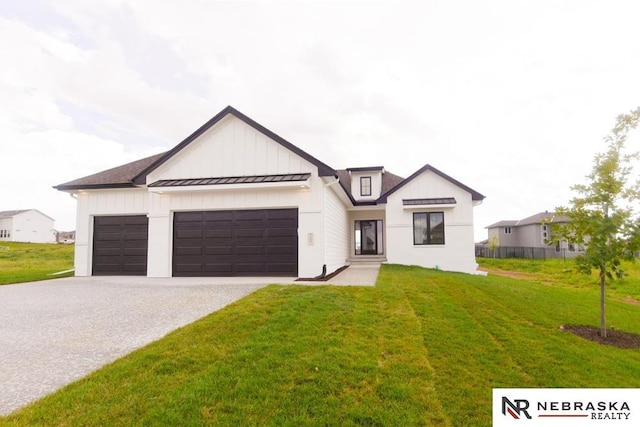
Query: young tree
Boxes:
[{"xmin": 555, "ymin": 107, "xmax": 640, "ymax": 338}]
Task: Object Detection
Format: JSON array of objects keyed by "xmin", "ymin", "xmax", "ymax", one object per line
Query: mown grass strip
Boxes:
[
  {"xmin": 2, "ymin": 284, "xmax": 444, "ymax": 426},
  {"xmin": 377, "ymin": 264, "xmax": 640, "ymax": 427}
]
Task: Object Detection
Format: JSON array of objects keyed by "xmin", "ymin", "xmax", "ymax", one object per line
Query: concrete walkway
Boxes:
[{"xmin": 0, "ymin": 266, "xmax": 379, "ymax": 416}]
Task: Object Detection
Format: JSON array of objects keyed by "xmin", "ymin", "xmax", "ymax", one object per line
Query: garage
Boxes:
[
  {"xmin": 173, "ymin": 209, "xmax": 298, "ymax": 277},
  {"xmin": 92, "ymin": 215, "xmax": 149, "ymax": 275}
]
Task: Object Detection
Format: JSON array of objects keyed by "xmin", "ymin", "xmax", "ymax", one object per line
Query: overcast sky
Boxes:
[{"xmin": 2, "ymin": 0, "xmax": 639, "ymax": 241}]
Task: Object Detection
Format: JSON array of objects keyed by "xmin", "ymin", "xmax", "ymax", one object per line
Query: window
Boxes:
[
  {"xmin": 504, "ymin": 227, "xmax": 512, "ymax": 234},
  {"xmin": 360, "ymin": 176, "xmax": 372, "ymax": 196},
  {"xmin": 413, "ymin": 212, "xmax": 445, "ymax": 245}
]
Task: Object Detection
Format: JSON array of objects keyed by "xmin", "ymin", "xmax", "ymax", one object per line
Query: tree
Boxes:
[{"xmin": 555, "ymin": 107, "xmax": 640, "ymax": 338}]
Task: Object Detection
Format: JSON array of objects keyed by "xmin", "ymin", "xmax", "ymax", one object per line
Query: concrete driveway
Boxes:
[{"xmin": 0, "ymin": 276, "xmax": 295, "ymax": 416}]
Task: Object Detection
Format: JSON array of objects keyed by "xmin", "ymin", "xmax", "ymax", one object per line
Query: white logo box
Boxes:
[{"xmin": 493, "ymin": 388, "xmax": 640, "ymax": 427}]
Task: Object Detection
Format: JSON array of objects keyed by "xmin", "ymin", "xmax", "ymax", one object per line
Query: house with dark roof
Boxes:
[
  {"xmin": 485, "ymin": 211, "xmax": 584, "ymax": 258},
  {"xmin": 55, "ymin": 106, "xmax": 485, "ymax": 278},
  {"xmin": 0, "ymin": 209, "xmax": 56, "ymax": 243}
]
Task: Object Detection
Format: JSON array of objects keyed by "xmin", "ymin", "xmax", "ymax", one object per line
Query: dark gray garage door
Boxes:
[
  {"xmin": 92, "ymin": 216, "xmax": 149, "ymax": 276},
  {"xmin": 173, "ymin": 209, "xmax": 298, "ymax": 277}
]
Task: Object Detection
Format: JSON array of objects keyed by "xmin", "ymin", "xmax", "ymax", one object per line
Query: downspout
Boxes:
[{"xmin": 315, "ymin": 177, "xmax": 341, "ymax": 279}]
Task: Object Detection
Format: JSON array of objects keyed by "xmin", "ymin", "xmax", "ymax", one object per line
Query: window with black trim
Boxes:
[
  {"xmin": 413, "ymin": 212, "xmax": 445, "ymax": 245},
  {"xmin": 360, "ymin": 176, "xmax": 372, "ymax": 196}
]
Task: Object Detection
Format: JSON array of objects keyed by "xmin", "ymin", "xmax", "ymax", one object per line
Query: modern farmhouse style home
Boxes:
[{"xmin": 55, "ymin": 106, "xmax": 485, "ymax": 278}]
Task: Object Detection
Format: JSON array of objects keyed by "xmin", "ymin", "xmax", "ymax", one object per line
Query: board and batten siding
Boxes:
[
  {"xmin": 74, "ymin": 189, "xmax": 149, "ymax": 276},
  {"xmin": 142, "ymin": 115, "xmax": 328, "ymax": 278},
  {"xmin": 323, "ymin": 184, "xmax": 350, "ymax": 274},
  {"xmin": 146, "ymin": 115, "xmax": 313, "ymax": 184},
  {"xmin": 384, "ymin": 170, "xmax": 479, "ymax": 274}
]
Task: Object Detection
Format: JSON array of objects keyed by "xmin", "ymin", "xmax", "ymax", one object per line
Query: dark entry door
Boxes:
[
  {"xmin": 359, "ymin": 220, "xmax": 378, "ymax": 255},
  {"xmin": 92, "ymin": 215, "xmax": 148, "ymax": 276},
  {"xmin": 173, "ymin": 208, "xmax": 298, "ymax": 277}
]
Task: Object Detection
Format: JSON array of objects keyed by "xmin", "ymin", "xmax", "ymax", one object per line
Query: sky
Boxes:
[{"xmin": 1, "ymin": 0, "xmax": 640, "ymax": 241}]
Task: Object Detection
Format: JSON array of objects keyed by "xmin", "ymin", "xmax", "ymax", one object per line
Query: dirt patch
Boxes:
[{"xmin": 561, "ymin": 325, "xmax": 640, "ymax": 349}]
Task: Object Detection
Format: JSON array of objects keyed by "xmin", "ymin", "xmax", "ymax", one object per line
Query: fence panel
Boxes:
[{"xmin": 475, "ymin": 245, "xmax": 547, "ymax": 260}]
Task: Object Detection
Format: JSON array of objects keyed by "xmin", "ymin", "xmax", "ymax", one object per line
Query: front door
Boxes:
[{"xmin": 355, "ymin": 220, "xmax": 383, "ymax": 256}]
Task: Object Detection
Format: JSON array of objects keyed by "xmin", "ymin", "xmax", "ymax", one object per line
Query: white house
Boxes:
[
  {"xmin": 0, "ymin": 209, "xmax": 56, "ymax": 243},
  {"xmin": 55, "ymin": 106, "xmax": 485, "ymax": 277}
]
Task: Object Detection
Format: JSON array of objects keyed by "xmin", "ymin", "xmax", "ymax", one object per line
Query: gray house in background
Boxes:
[{"xmin": 484, "ymin": 211, "xmax": 584, "ymax": 259}]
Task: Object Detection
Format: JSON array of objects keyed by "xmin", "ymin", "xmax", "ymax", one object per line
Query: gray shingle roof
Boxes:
[
  {"xmin": 54, "ymin": 153, "xmax": 167, "ymax": 190},
  {"xmin": 0, "ymin": 209, "xmax": 30, "ymax": 218},
  {"xmin": 486, "ymin": 211, "xmax": 569, "ymax": 229},
  {"xmin": 53, "ymin": 107, "xmax": 485, "ymax": 206}
]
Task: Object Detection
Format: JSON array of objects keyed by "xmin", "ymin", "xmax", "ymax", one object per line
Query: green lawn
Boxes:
[
  {"xmin": 2, "ymin": 263, "xmax": 639, "ymax": 426},
  {"xmin": 478, "ymin": 257, "xmax": 640, "ymax": 302},
  {"xmin": 0, "ymin": 242, "xmax": 74, "ymax": 285}
]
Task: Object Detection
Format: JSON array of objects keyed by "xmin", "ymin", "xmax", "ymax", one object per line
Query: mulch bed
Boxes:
[{"xmin": 561, "ymin": 325, "xmax": 640, "ymax": 349}]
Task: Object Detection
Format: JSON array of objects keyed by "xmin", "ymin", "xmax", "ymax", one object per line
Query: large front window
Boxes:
[
  {"xmin": 355, "ymin": 220, "xmax": 383, "ymax": 255},
  {"xmin": 413, "ymin": 212, "xmax": 445, "ymax": 245}
]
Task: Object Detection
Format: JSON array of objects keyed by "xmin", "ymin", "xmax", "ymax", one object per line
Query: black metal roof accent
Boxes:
[
  {"xmin": 149, "ymin": 173, "xmax": 311, "ymax": 188},
  {"xmin": 403, "ymin": 198, "xmax": 457, "ymax": 206},
  {"xmin": 346, "ymin": 166, "xmax": 384, "ymax": 172}
]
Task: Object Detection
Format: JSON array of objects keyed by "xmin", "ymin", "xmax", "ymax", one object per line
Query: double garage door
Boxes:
[
  {"xmin": 173, "ymin": 208, "xmax": 298, "ymax": 277},
  {"xmin": 92, "ymin": 209, "xmax": 298, "ymax": 277}
]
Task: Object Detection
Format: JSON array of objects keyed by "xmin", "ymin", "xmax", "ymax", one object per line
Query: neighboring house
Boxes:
[
  {"xmin": 0, "ymin": 209, "xmax": 56, "ymax": 243},
  {"xmin": 56, "ymin": 230, "xmax": 76, "ymax": 244},
  {"xmin": 485, "ymin": 211, "xmax": 583, "ymax": 258},
  {"xmin": 54, "ymin": 106, "xmax": 485, "ymax": 278}
]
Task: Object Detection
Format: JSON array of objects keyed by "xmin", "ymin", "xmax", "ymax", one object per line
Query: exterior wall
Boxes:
[
  {"xmin": 517, "ymin": 224, "xmax": 544, "ymax": 247},
  {"xmin": 323, "ymin": 183, "xmax": 350, "ymax": 274},
  {"xmin": 11, "ymin": 211, "xmax": 55, "ymax": 243},
  {"xmin": 74, "ymin": 189, "xmax": 149, "ymax": 276},
  {"xmin": 349, "ymin": 171, "xmax": 382, "ymax": 202},
  {"xmin": 385, "ymin": 170, "xmax": 478, "ymax": 274},
  {"xmin": 146, "ymin": 115, "xmax": 311, "ymax": 183},
  {"xmin": 489, "ymin": 226, "xmax": 519, "ymax": 246},
  {"xmin": 143, "ymin": 114, "xmax": 329, "ymax": 278},
  {"xmin": 0, "ymin": 218, "xmax": 12, "ymax": 241}
]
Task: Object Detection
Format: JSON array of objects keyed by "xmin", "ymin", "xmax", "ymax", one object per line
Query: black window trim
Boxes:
[
  {"xmin": 413, "ymin": 211, "xmax": 445, "ymax": 246},
  {"xmin": 360, "ymin": 176, "xmax": 372, "ymax": 197}
]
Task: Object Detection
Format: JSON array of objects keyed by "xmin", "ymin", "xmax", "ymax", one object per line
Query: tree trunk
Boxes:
[{"xmin": 600, "ymin": 265, "xmax": 607, "ymax": 338}]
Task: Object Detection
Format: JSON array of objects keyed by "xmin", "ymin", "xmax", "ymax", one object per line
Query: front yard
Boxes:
[
  {"xmin": 1, "ymin": 263, "xmax": 639, "ymax": 426},
  {"xmin": 0, "ymin": 242, "xmax": 74, "ymax": 285}
]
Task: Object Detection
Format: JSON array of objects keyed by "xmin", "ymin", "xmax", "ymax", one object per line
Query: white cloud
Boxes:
[{"xmin": 1, "ymin": 0, "xmax": 639, "ymax": 240}]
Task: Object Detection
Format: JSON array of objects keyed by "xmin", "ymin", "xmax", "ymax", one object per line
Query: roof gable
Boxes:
[
  {"xmin": 0, "ymin": 209, "xmax": 54, "ymax": 221},
  {"xmin": 378, "ymin": 164, "xmax": 485, "ymax": 203},
  {"xmin": 132, "ymin": 106, "xmax": 336, "ymax": 185}
]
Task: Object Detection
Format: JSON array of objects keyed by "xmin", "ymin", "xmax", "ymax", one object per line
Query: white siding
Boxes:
[
  {"xmin": 385, "ymin": 170, "xmax": 479, "ymax": 274},
  {"xmin": 11, "ymin": 211, "xmax": 55, "ymax": 243},
  {"xmin": 324, "ymin": 184, "xmax": 350, "ymax": 274},
  {"xmin": 146, "ymin": 115, "xmax": 313, "ymax": 184},
  {"xmin": 74, "ymin": 189, "xmax": 149, "ymax": 276},
  {"xmin": 0, "ymin": 218, "xmax": 12, "ymax": 241},
  {"xmin": 349, "ymin": 170, "xmax": 383, "ymax": 201}
]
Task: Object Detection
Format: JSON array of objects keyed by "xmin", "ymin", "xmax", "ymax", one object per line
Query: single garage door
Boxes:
[
  {"xmin": 173, "ymin": 209, "xmax": 298, "ymax": 277},
  {"xmin": 92, "ymin": 215, "xmax": 149, "ymax": 276}
]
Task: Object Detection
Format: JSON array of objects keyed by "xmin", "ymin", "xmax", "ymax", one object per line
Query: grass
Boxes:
[
  {"xmin": 1, "ymin": 263, "xmax": 639, "ymax": 426},
  {"xmin": 478, "ymin": 257, "xmax": 640, "ymax": 302},
  {"xmin": 0, "ymin": 242, "xmax": 74, "ymax": 285}
]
